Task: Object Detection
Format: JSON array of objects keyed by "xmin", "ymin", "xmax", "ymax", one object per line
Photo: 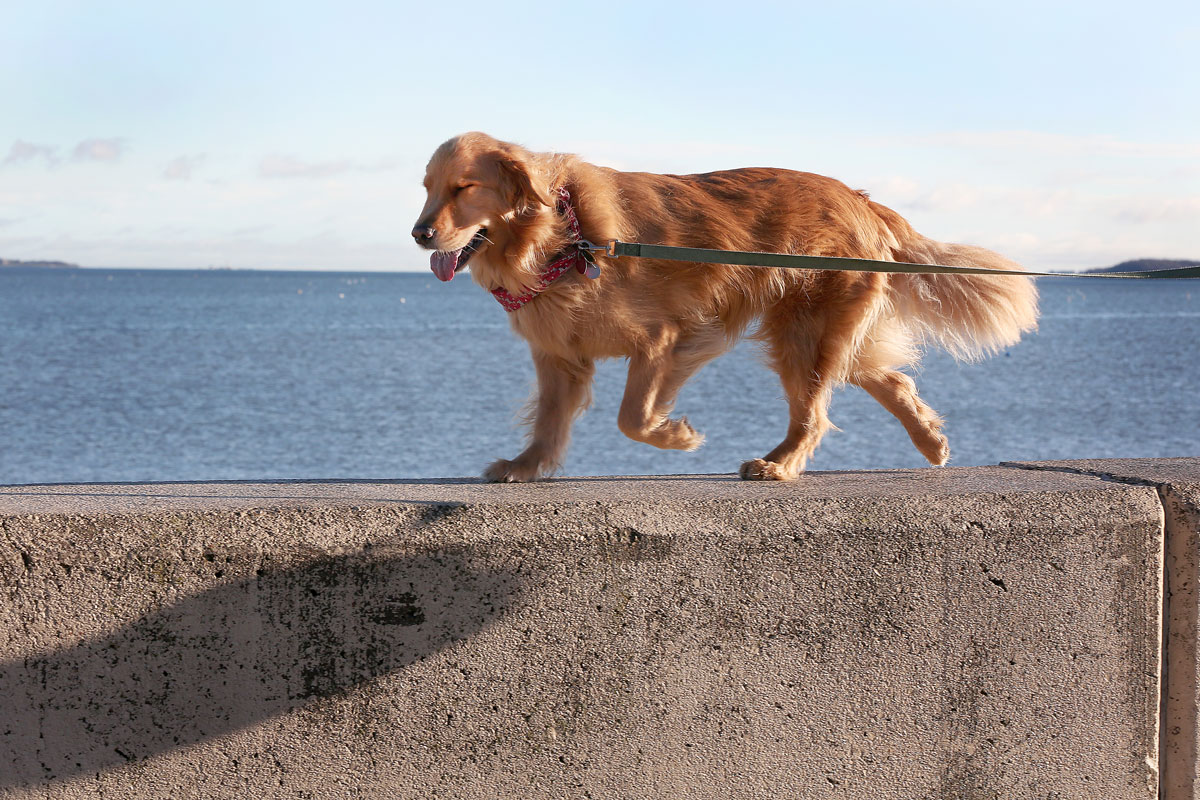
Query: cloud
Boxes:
[
  {"xmin": 555, "ymin": 138, "xmax": 762, "ymax": 171},
  {"xmin": 899, "ymin": 182, "xmax": 985, "ymax": 213},
  {"xmin": 231, "ymin": 224, "xmax": 272, "ymax": 237},
  {"xmin": 3, "ymin": 138, "xmax": 128, "ymax": 167},
  {"xmin": 259, "ymin": 155, "xmax": 352, "ymax": 179},
  {"xmin": 868, "ymin": 175, "xmax": 1199, "ymax": 225},
  {"xmin": 163, "ymin": 155, "xmax": 205, "ymax": 181},
  {"xmin": 3, "ymin": 140, "xmax": 58, "ymax": 166},
  {"xmin": 72, "ymin": 138, "xmax": 125, "ymax": 162},
  {"xmin": 258, "ymin": 154, "xmax": 398, "ymax": 179},
  {"xmin": 1108, "ymin": 196, "xmax": 1200, "ymax": 224},
  {"xmin": 866, "ymin": 175, "xmax": 921, "ymax": 198},
  {"xmin": 846, "ymin": 172, "xmax": 1200, "ymax": 269},
  {"xmin": 5, "ymin": 231, "xmax": 406, "ymax": 270},
  {"xmin": 907, "ymin": 130, "xmax": 1200, "ymax": 159},
  {"xmin": 993, "ymin": 230, "xmax": 1200, "ymax": 271},
  {"xmin": 864, "ymin": 176, "xmax": 1024, "ymax": 215}
]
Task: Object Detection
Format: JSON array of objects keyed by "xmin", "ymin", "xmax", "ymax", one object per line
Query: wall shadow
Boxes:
[{"xmin": 0, "ymin": 548, "xmax": 517, "ymax": 788}]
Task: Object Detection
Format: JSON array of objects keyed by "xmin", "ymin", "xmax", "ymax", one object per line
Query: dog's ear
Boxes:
[{"xmin": 496, "ymin": 153, "xmax": 552, "ymax": 209}]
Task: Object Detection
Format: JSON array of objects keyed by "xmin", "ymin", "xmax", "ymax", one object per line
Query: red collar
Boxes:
[{"xmin": 490, "ymin": 187, "xmax": 595, "ymax": 312}]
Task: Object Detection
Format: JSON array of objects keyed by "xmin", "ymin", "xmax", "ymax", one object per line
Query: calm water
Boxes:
[{"xmin": 1, "ymin": 268, "xmax": 1197, "ymax": 484}]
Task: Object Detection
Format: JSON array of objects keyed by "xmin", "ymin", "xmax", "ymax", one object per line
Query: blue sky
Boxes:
[{"xmin": 1, "ymin": 0, "xmax": 1196, "ymax": 270}]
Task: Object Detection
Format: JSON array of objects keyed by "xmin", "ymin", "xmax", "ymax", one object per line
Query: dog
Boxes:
[{"xmin": 413, "ymin": 132, "xmax": 1038, "ymax": 482}]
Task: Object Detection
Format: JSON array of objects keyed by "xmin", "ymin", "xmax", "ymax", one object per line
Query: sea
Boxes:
[{"xmin": 1, "ymin": 267, "xmax": 1197, "ymax": 485}]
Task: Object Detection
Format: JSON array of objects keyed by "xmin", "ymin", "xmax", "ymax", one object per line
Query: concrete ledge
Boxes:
[
  {"xmin": 0, "ymin": 462, "xmax": 1182, "ymax": 799},
  {"xmin": 1008, "ymin": 458, "xmax": 1200, "ymax": 800}
]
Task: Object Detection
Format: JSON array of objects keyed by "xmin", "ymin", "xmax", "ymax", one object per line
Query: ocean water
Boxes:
[{"xmin": 0, "ymin": 267, "xmax": 1197, "ymax": 484}]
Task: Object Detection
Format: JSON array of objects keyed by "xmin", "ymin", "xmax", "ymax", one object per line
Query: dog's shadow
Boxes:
[{"xmin": 1, "ymin": 548, "xmax": 517, "ymax": 788}]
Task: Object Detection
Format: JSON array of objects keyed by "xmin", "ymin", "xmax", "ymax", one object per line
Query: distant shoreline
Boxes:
[
  {"xmin": 1088, "ymin": 258, "xmax": 1200, "ymax": 274},
  {"xmin": 0, "ymin": 258, "xmax": 80, "ymax": 269}
]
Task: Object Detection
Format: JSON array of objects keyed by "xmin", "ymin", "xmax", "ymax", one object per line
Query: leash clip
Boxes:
[{"xmin": 576, "ymin": 239, "xmax": 621, "ymax": 258}]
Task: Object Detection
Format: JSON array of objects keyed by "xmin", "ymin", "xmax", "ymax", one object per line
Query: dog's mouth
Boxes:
[{"xmin": 430, "ymin": 228, "xmax": 488, "ymax": 282}]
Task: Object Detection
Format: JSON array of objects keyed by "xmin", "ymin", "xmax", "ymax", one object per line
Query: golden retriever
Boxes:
[{"xmin": 413, "ymin": 132, "xmax": 1038, "ymax": 482}]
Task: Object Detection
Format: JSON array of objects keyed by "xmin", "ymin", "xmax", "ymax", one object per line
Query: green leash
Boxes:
[{"xmin": 578, "ymin": 240, "xmax": 1200, "ymax": 280}]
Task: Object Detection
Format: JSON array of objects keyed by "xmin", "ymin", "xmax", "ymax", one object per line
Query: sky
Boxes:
[{"xmin": 0, "ymin": 0, "xmax": 1197, "ymax": 271}]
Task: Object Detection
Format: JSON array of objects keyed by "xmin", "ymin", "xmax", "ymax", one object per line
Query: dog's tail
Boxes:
[{"xmin": 884, "ymin": 232, "xmax": 1039, "ymax": 362}]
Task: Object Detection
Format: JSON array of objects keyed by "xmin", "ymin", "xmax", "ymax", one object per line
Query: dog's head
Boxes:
[{"xmin": 412, "ymin": 133, "xmax": 552, "ymax": 282}]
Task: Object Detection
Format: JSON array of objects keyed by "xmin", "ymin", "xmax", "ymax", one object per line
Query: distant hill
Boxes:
[
  {"xmin": 1, "ymin": 257, "xmax": 80, "ymax": 269},
  {"xmin": 1092, "ymin": 258, "xmax": 1200, "ymax": 274}
]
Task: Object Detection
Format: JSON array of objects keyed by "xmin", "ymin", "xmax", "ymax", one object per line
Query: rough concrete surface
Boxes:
[
  {"xmin": 0, "ymin": 464, "xmax": 1169, "ymax": 799},
  {"xmin": 1011, "ymin": 458, "xmax": 1200, "ymax": 800}
]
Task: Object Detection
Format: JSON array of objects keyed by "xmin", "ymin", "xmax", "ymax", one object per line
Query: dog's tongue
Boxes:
[{"xmin": 430, "ymin": 250, "xmax": 460, "ymax": 282}]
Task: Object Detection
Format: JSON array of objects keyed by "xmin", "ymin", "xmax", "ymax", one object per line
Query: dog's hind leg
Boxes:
[
  {"xmin": 738, "ymin": 332, "xmax": 834, "ymax": 481},
  {"xmin": 484, "ymin": 348, "xmax": 594, "ymax": 482},
  {"xmin": 617, "ymin": 325, "xmax": 724, "ymax": 451},
  {"xmin": 740, "ymin": 277, "xmax": 886, "ymax": 481},
  {"xmin": 850, "ymin": 369, "xmax": 950, "ymax": 465}
]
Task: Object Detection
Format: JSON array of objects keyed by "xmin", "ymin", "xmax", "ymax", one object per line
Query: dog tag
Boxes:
[{"xmin": 580, "ymin": 248, "xmax": 602, "ymax": 279}]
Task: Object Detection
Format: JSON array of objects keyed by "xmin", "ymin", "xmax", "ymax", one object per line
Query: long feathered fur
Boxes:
[{"xmin": 414, "ymin": 133, "xmax": 1039, "ymax": 481}]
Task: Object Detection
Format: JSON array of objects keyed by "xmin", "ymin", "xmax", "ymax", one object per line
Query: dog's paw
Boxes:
[
  {"xmin": 922, "ymin": 434, "xmax": 950, "ymax": 466},
  {"xmin": 483, "ymin": 458, "xmax": 541, "ymax": 483},
  {"xmin": 655, "ymin": 416, "xmax": 705, "ymax": 451},
  {"xmin": 738, "ymin": 458, "xmax": 797, "ymax": 481},
  {"xmin": 674, "ymin": 417, "xmax": 705, "ymax": 452},
  {"xmin": 619, "ymin": 414, "xmax": 705, "ymax": 451}
]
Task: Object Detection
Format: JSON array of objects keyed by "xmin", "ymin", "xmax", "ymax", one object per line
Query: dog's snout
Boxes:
[{"xmin": 412, "ymin": 224, "xmax": 436, "ymax": 247}]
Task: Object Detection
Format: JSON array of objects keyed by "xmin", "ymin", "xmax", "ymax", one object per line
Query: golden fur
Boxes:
[{"xmin": 413, "ymin": 132, "xmax": 1039, "ymax": 482}]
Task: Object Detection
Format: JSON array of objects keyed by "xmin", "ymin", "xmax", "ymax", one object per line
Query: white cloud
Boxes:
[
  {"xmin": 231, "ymin": 224, "xmax": 273, "ymax": 237},
  {"xmin": 3, "ymin": 140, "xmax": 58, "ymax": 166},
  {"xmin": 163, "ymin": 155, "xmax": 205, "ymax": 181},
  {"xmin": 908, "ymin": 130, "xmax": 1200, "ymax": 159},
  {"xmin": 900, "ymin": 183, "xmax": 985, "ymax": 213},
  {"xmin": 72, "ymin": 138, "xmax": 126, "ymax": 162},
  {"xmin": 868, "ymin": 174, "xmax": 1200, "ymax": 228},
  {"xmin": 258, "ymin": 154, "xmax": 397, "ymax": 179},
  {"xmin": 3, "ymin": 230, "xmax": 409, "ymax": 270},
  {"xmin": 0, "ymin": 234, "xmax": 51, "ymax": 257},
  {"xmin": 847, "ymin": 170, "xmax": 1200, "ymax": 270},
  {"xmin": 953, "ymin": 227, "xmax": 1200, "ymax": 272},
  {"xmin": 865, "ymin": 175, "xmax": 921, "ymax": 198},
  {"xmin": 260, "ymin": 155, "xmax": 352, "ymax": 179},
  {"xmin": 554, "ymin": 138, "xmax": 764, "ymax": 171},
  {"xmin": 1108, "ymin": 196, "xmax": 1200, "ymax": 224}
]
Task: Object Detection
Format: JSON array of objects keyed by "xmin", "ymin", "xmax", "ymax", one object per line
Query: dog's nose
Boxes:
[{"xmin": 412, "ymin": 224, "xmax": 436, "ymax": 245}]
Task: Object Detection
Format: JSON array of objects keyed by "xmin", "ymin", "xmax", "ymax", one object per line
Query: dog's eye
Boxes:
[{"xmin": 455, "ymin": 183, "xmax": 477, "ymax": 195}]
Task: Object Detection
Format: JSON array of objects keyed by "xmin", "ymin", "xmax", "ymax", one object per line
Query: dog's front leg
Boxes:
[
  {"xmin": 484, "ymin": 349, "xmax": 594, "ymax": 483},
  {"xmin": 616, "ymin": 335, "xmax": 709, "ymax": 452}
]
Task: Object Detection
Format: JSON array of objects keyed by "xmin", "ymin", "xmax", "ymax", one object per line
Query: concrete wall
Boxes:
[
  {"xmin": 1009, "ymin": 458, "xmax": 1200, "ymax": 800},
  {"xmin": 0, "ymin": 459, "xmax": 1193, "ymax": 799}
]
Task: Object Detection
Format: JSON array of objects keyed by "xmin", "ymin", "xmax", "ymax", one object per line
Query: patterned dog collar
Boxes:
[{"xmin": 490, "ymin": 187, "xmax": 598, "ymax": 312}]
